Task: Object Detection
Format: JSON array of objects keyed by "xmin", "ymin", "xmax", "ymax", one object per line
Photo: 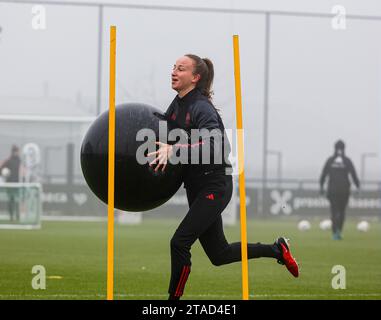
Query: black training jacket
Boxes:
[
  {"xmin": 162, "ymin": 88, "xmax": 232, "ymax": 189},
  {"xmin": 319, "ymin": 153, "xmax": 360, "ymax": 195}
]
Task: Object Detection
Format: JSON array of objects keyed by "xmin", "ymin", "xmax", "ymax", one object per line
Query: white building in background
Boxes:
[{"xmin": 0, "ymin": 95, "xmax": 94, "ymax": 183}]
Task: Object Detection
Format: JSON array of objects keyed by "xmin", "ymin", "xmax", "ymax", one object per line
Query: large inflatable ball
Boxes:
[{"xmin": 80, "ymin": 103, "xmax": 183, "ymax": 211}]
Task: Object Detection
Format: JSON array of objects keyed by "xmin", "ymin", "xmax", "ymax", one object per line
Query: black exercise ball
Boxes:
[{"xmin": 80, "ymin": 103, "xmax": 183, "ymax": 212}]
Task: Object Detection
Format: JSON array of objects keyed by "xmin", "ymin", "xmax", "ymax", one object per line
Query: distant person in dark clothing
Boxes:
[
  {"xmin": 320, "ymin": 140, "xmax": 360, "ymax": 240},
  {"xmin": 0, "ymin": 145, "xmax": 21, "ymax": 221}
]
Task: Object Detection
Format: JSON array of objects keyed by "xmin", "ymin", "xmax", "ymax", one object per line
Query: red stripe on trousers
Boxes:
[
  {"xmin": 175, "ymin": 266, "xmax": 190, "ymax": 297},
  {"xmin": 180, "ymin": 267, "xmax": 190, "ymax": 295},
  {"xmin": 178, "ymin": 266, "xmax": 190, "ymax": 297},
  {"xmin": 175, "ymin": 266, "xmax": 187, "ymax": 297}
]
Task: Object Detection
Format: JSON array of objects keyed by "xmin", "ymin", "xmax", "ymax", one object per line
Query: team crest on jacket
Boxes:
[
  {"xmin": 206, "ymin": 194, "xmax": 215, "ymax": 200},
  {"xmin": 185, "ymin": 112, "xmax": 191, "ymax": 126}
]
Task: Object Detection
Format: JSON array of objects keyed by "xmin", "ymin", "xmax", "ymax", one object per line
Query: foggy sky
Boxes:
[{"xmin": 0, "ymin": 0, "xmax": 380, "ymax": 182}]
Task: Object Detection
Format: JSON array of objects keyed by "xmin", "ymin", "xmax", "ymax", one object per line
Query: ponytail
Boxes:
[
  {"xmin": 185, "ymin": 54, "xmax": 214, "ymax": 101},
  {"xmin": 201, "ymin": 58, "xmax": 214, "ymax": 100}
]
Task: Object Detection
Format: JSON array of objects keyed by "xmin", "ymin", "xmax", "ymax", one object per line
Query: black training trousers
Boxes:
[
  {"xmin": 168, "ymin": 174, "xmax": 280, "ymax": 298},
  {"xmin": 328, "ymin": 192, "xmax": 350, "ymax": 234}
]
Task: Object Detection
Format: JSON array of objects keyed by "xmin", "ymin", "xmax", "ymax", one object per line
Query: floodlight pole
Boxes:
[{"xmin": 96, "ymin": 5, "xmax": 104, "ymax": 116}]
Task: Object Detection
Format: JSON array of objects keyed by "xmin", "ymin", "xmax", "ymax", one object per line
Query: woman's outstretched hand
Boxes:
[{"xmin": 148, "ymin": 142, "xmax": 174, "ymax": 172}]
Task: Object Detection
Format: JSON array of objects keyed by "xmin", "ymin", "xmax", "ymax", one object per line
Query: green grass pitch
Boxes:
[{"xmin": 0, "ymin": 218, "xmax": 380, "ymax": 300}]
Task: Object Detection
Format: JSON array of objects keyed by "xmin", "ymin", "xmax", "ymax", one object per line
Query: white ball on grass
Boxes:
[
  {"xmin": 298, "ymin": 220, "xmax": 311, "ymax": 231},
  {"xmin": 319, "ymin": 219, "xmax": 332, "ymax": 231},
  {"xmin": 357, "ymin": 221, "xmax": 370, "ymax": 232}
]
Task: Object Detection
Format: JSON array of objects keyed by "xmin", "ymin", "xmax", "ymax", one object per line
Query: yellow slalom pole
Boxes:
[
  {"xmin": 107, "ymin": 25, "xmax": 116, "ymax": 301},
  {"xmin": 233, "ymin": 35, "xmax": 249, "ymax": 300}
]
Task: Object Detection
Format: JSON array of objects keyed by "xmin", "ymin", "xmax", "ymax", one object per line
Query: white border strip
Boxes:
[
  {"xmin": 0, "ymin": 293, "xmax": 380, "ymax": 299},
  {"xmin": 0, "ymin": 114, "xmax": 95, "ymax": 123}
]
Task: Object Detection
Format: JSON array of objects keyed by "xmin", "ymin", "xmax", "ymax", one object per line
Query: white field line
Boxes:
[
  {"xmin": 42, "ymin": 216, "xmax": 107, "ymax": 222},
  {"xmin": 0, "ymin": 293, "xmax": 380, "ymax": 299}
]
